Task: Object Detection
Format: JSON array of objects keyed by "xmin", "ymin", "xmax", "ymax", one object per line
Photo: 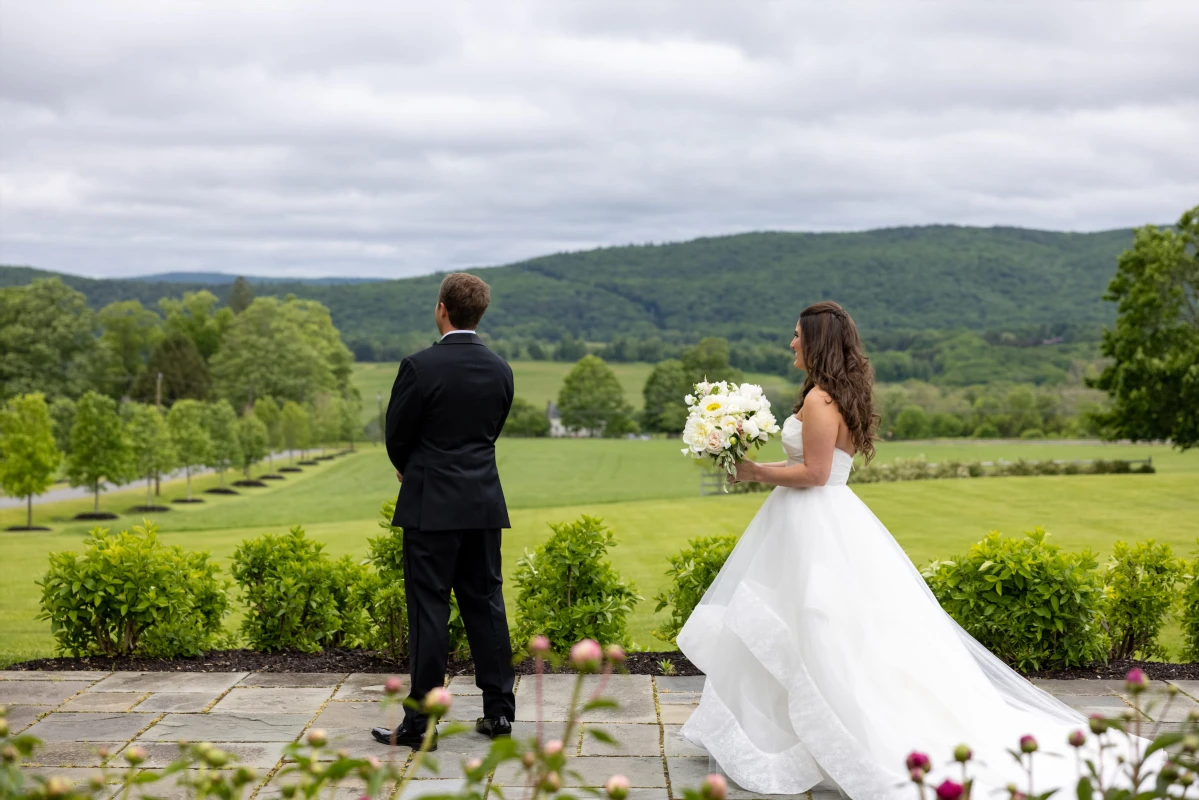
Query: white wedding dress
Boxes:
[{"xmin": 678, "ymin": 416, "xmax": 1149, "ymax": 799}]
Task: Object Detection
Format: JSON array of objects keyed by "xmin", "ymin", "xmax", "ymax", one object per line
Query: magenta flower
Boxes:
[
  {"xmin": 1068, "ymin": 730, "xmax": 1086, "ymax": 748},
  {"xmin": 906, "ymin": 752, "xmax": 932, "ymax": 772},
  {"xmin": 701, "ymin": 773, "xmax": 728, "ymax": 800},
  {"xmin": 1019, "ymin": 735, "xmax": 1038, "ymax": 753},
  {"xmin": 606, "ymin": 774, "xmax": 631, "ymax": 800},
  {"xmin": 423, "ymin": 686, "xmax": 453, "ymax": 716},
  {"xmin": 935, "ymin": 779, "xmax": 964, "ymax": 800},
  {"xmin": 384, "ymin": 676, "xmax": 403, "ymax": 696},
  {"xmin": 1125, "ymin": 668, "xmax": 1148, "ymax": 692},
  {"xmin": 570, "ymin": 638, "xmax": 603, "ymax": 672}
]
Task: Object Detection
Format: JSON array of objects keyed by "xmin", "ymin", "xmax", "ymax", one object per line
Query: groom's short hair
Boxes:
[{"xmin": 438, "ymin": 273, "xmax": 491, "ymax": 330}]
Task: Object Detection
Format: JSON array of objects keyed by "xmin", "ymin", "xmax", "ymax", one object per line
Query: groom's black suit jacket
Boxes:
[{"xmin": 385, "ymin": 332, "xmax": 514, "ymax": 531}]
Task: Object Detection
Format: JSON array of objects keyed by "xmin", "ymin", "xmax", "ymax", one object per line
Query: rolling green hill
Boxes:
[{"xmin": 1, "ymin": 225, "xmax": 1133, "ymax": 354}]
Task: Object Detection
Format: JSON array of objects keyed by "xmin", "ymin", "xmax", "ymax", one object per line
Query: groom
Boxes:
[{"xmin": 371, "ymin": 273, "xmax": 517, "ymax": 749}]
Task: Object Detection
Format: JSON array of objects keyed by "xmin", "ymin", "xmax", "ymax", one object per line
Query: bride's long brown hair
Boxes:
[{"xmin": 793, "ymin": 301, "xmax": 879, "ymax": 463}]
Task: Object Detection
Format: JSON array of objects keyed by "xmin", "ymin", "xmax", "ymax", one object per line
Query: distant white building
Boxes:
[{"xmin": 546, "ymin": 401, "xmax": 600, "ymax": 438}]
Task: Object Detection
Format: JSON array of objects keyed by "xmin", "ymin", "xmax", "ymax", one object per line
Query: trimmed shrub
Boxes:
[
  {"xmin": 653, "ymin": 535, "xmax": 739, "ymax": 644},
  {"xmin": 513, "ymin": 514, "xmax": 640, "ymax": 654},
  {"xmin": 1183, "ymin": 551, "xmax": 1199, "ymax": 662},
  {"xmin": 893, "ymin": 456, "xmax": 930, "ymax": 481},
  {"xmin": 923, "ymin": 527, "xmax": 1108, "ymax": 671},
  {"xmin": 504, "ymin": 397, "xmax": 551, "ymax": 437},
  {"xmin": 360, "ymin": 501, "xmax": 470, "ymax": 661},
  {"xmin": 1101, "ymin": 540, "xmax": 1184, "ymax": 661},
  {"xmin": 231, "ymin": 526, "xmax": 344, "ymax": 652},
  {"xmin": 38, "ymin": 522, "xmax": 229, "ymax": 657}
]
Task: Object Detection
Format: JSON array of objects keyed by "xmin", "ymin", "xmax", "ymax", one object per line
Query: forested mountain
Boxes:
[{"xmin": 1, "ymin": 225, "xmax": 1133, "ymax": 356}]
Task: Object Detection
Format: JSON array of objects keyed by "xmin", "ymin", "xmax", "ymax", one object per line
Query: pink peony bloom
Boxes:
[
  {"xmin": 1125, "ymin": 668, "xmax": 1148, "ymax": 691},
  {"xmin": 905, "ymin": 752, "xmax": 932, "ymax": 772},
  {"xmin": 606, "ymin": 774, "xmax": 631, "ymax": 800},
  {"xmin": 935, "ymin": 780, "xmax": 964, "ymax": 800},
  {"xmin": 571, "ymin": 639, "xmax": 603, "ymax": 672},
  {"xmin": 529, "ymin": 635, "xmax": 551, "ymax": 656},
  {"xmin": 423, "ymin": 686, "xmax": 453, "ymax": 716},
  {"xmin": 384, "ymin": 677, "xmax": 403, "ymax": 696},
  {"xmin": 702, "ymin": 774, "xmax": 728, "ymax": 800}
]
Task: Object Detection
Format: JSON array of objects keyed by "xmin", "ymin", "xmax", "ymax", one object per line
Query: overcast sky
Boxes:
[{"xmin": 1, "ymin": 2, "xmax": 1197, "ymax": 279}]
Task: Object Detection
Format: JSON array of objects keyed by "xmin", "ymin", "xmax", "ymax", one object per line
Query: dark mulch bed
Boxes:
[
  {"xmin": 297, "ymin": 460, "xmax": 320, "ymax": 466},
  {"xmin": 315, "ymin": 455, "xmax": 336, "ymax": 461},
  {"xmin": 232, "ymin": 480, "xmax": 268, "ymax": 488},
  {"xmin": 129, "ymin": 505, "xmax": 171, "ymax": 513},
  {"xmin": 260, "ymin": 474, "xmax": 286, "ymax": 480},
  {"xmin": 172, "ymin": 497, "xmax": 205, "ymax": 504},
  {"xmin": 279, "ymin": 467, "xmax": 303, "ymax": 473},
  {"xmin": 73, "ymin": 512, "xmax": 119, "ymax": 521},
  {"xmin": 205, "ymin": 487, "xmax": 240, "ymax": 495},
  {"xmin": 10, "ymin": 649, "xmax": 1198, "ymax": 681},
  {"xmin": 11, "ymin": 649, "xmax": 703, "ymax": 677},
  {"xmin": 5, "ymin": 526, "xmax": 52, "ymax": 532}
]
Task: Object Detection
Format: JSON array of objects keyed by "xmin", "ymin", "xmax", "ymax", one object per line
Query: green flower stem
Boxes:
[{"xmin": 394, "ymin": 711, "xmax": 440, "ymax": 800}]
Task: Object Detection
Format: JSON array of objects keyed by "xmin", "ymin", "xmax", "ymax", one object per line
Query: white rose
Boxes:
[{"xmin": 705, "ymin": 430, "xmax": 725, "ymax": 454}]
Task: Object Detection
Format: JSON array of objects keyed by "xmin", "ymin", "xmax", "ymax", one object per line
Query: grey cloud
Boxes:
[{"xmin": 1, "ymin": 0, "xmax": 1197, "ymax": 278}]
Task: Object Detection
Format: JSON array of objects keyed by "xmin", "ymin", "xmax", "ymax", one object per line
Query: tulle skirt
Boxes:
[{"xmin": 677, "ymin": 484, "xmax": 1148, "ymax": 799}]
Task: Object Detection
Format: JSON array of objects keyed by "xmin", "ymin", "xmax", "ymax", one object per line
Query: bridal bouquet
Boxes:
[{"xmin": 681, "ymin": 380, "xmax": 781, "ymax": 479}]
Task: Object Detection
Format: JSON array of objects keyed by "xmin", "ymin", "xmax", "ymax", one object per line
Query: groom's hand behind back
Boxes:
[{"xmin": 396, "ymin": 469, "xmax": 403, "ymax": 482}]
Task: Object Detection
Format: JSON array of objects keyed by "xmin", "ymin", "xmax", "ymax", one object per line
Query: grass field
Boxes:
[
  {"xmin": 352, "ymin": 361, "xmax": 797, "ymax": 421},
  {"xmin": 3, "ymin": 437, "xmax": 1197, "ymax": 666}
]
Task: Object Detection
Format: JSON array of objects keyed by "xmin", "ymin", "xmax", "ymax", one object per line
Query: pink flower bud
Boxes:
[
  {"xmin": 466, "ymin": 758, "xmax": 484, "ymax": 774},
  {"xmin": 1019, "ymin": 735, "xmax": 1038, "ymax": 754},
  {"xmin": 521, "ymin": 751, "xmax": 536, "ymax": 768},
  {"xmin": 702, "ymin": 773, "xmax": 728, "ymax": 800},
  {"xmin": 529, "ymin": 635, "xmax": 551, "ymax": 656},
  {"xmin": 423, "ymin": 686, "xmax": 453, "ymax": 716},
  {"xmin": 124, "ymin": 745, "xmax": 148, "ymax": 765},
  {"xmin": 1088, "ymin": 714, "xmax": 1108, "ymax": 734},
  {"xmin": 306, "ymin": 729, "xmax": 328, "ymax": 747},
  {"xmin": 953, "ymin": 744, "xmax": 972, "ymax": 763},
  {"xmin": 542, "ymin": 771, "xmax": 561, "ymax": 792},
  {"xmin": 605, "ymin": 644, "xmax": 627, "ymax": 664},
  {"xmin": 1068, "ymin": 730, "xmax": 1086, "ymax": 748},
  {"xmin": 1125, "ymin": 668, "xmax": 1148, "ymax": 692},
  {"xmin": 543, "ymin": 739, "xmax": 564, "ymax": 757},
  {"xmin": 606, "ymin": 774, "xmax": 631, "ymax": 800},
  {"xmin": 571, "ymin": 639, "xmax": 603, "ymax": 672},
  {"xmin": 910, "ymin": 768, "xmax": 926, "ymax": 784},
  {"xmin": 384, "ymin": 677, "xmax": 403, "ymax": 696},
  {"xmin": 905, "ymin": 752, "xmax": 932, "ymax": 772},
  {"xmin": 935, "ymin": 779, "xmax": 964, "ymax": 800}
]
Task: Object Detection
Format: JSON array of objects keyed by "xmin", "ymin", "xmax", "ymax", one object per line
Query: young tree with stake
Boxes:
[
  {"xmin": 125, "ymin": 403, "xmax": 176, "ymax": 509},
  {"xmin": 204, "ymin": 400, "xmax": 242, "ymax": 488},
  {"xmin": 167, "ymin": 399, "xmax": 211, "ymax": 501},
  {"xmin": 66, "ymin": 391, "xmax": 133, "ymax": 515},
  {"xmin": 238, "ymin": 412, "xmax": 269, "ymax": 478},
  {"xmin": 254, "ymin": 396, "xmax": 282, "ymax": 470}
]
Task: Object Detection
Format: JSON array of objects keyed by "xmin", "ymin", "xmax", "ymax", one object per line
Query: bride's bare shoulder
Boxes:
[{"xmin": 795, "ymin": 386, "xmax": 838, "ymax": 420}]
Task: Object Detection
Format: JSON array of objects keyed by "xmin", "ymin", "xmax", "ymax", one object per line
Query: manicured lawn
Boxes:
[
  {"xmin": 352, "ymin": 360, "xmax": 796, "ymax": 421},
  {"xmin": 3, "ymin": 437, "xmax": 1197, "ymax": 665}
]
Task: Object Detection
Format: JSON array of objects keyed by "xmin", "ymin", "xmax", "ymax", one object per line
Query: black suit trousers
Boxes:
[{"xmin": 403, "ymin": 528, "xmax": 516, "ymax": 727}]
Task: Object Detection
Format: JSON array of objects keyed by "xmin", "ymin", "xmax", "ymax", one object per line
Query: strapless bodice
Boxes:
[{"xmin": 781, "ymin": 416, "xmax": 853, "ymax": 486}]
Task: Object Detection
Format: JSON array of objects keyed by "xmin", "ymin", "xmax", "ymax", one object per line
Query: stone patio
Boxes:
[{"xmin": 3, "ymin": 670, "xmax": 1196, "ymax": 800}]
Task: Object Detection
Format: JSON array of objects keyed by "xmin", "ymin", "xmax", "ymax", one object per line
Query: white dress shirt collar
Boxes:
[{"xmin": 440, "ymin": 329, "xmax": 476, "ymax": 341}]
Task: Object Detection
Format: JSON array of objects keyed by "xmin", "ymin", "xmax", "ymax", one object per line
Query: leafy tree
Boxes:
[
  {"xmin": 125, "ymin": 403, "xmax": 176, "ymax": 508},
  {"xmin": 554, "ymin": 333, "xmax": 588, "ymax": 362},
  {"xmin": 1090, "ymin": 205, "xmax": 1199, "ymax": 450},
  {"xmin": 130, "ymin": 332, "xmax": 212, "ymax": 405},
  {"xmin": 237, "ymin": 412, "xmax": 269, "ymax": 478},
  {"xmin": 49, "ymin": 397, "xmax": 76, "ymax": 455},
  {"xmin": 557, "ymin": 355, "xmax": 637, "ymax": 437},
  {"xmin": 0, "ymin": 393, "xmax": 63, "ymax": 528},
  {"xmin": 931, "ymin": 412, "xmax": 965, "ymax": 438},
  {"xmin": 254, "ymin": 396, "xmax": 283, "ymax": 468},
  {"xmin": 204, "ymin": 400, "xmax": 242, "ymax": 488},
  {"xmin": 339, "ymin": 392, "xmax": 362, "ymax": 450},
  {"xmin": 158, "ymin": 290, "xmax": 232, "ymax": 361},
  {"xmin": 228, "ymin": 276, "xmax": 255, "ymax": 314},
  {"xmin": 641, "ymin": 359, "xmax": 690, "ymax": 433},
  {"xmin": 503, "ymin": 397, "xmax": 550, "ymax": 437},
  {"xmin": 0, "ymin": 278, "xmax": 98, "ymax": 401},
  {"xmin": 209, "ymin": 296, "xmax": 353, "ymax": 409},
  {"xmin": 280, "ymin": 400, "xmax": 311, "ymax": 461},
  {"xmin": 167, "ymin": 399, "xmax": 211, "ymax": 500},
  {"xmin": 98, "ymin": 300, "xmax": 162, "ymax": 394},
  {"xmin": 526, "ymin": 341, "xmax": 547, "ymax": 361},
  {"xmin": 681, "ymin": 337, "xmax": 743, "ymax": 385},
  {"xmin": 66, "ymin": 391, "xmax": 133, "ymax": 514},
  {"xmin": 893, "ymin": 405, "xmax": 933, "ymax": 440},
  {"xmin": 311, "ymin": 392, "xmax": 345, "ymax": 453}
]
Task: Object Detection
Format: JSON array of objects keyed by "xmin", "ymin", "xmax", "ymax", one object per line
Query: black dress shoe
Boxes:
[
  {"xmin": 371, "ymin": 721, "xmax": 437, "ymax": 750},
  {"xmin": 476, "ymin": 716, "xmax": 513, "ymax": 739}
]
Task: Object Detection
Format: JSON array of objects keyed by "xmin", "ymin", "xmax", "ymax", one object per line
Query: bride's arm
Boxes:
[{"xmin": 735, "ymin": 393, "xmax": 839, "ymax": 488}]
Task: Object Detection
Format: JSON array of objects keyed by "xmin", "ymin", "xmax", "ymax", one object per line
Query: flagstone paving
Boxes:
[{"xmin": 3, "ymin": 669, "xmax": 1196, "ymax": 799}]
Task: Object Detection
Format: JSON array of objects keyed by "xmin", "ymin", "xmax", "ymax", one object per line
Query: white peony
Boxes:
[
  {"xmin": 685, "ymin": 394, "xmax": 696, "ymax": 406},
  {"xmin": 700, "ymin": 395, "xmax": 728, "ymax": 418},
  {"xmin": 742, "ymin": 418, "xmax": 760, "ymax": 440}
]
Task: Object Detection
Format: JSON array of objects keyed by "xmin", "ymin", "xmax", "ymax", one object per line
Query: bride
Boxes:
[{"xmin": 677, "ymin": 301, "xmax": 1145, "ymax": 799}]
